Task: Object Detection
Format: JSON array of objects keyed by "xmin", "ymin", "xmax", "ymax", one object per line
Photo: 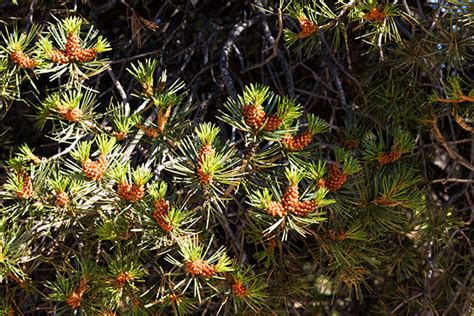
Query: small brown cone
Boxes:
[
  {"xmin": 49, "ymin": 50, "xmax": 69, "ymax": 64},
  {"xmin": 128, "ymin": 184, "xmax": 145, "ymax": 203},
  {"xmin": 231, "ymin": 281, "xmax": 247, "ymax": 297},
  {"xmin": 243, "ymin": 104, "xmax": 266, "ymax": 129},
  {"xmin": 17, "ymin": 174, "xmax": 33, "ymax": 200},
  {"xmin": 55, "ymin": 191, "xmax": 69, "ymax": 207},
  {"xmin": 266, "ymin": 201, "xmax": 286, "ymax": 217},
  {"xmin": 197, "ymin": 167, "xmax": 212, "ymax": 186},
  {"xmin": 66, "ymin": 290, "xmax": 82, "ymax": 309},
  {"xmin": 292, "ymin": 200, "xmax": 317, "ymax": 216},
  {"xmin": 185, "ymin": 260, "xmax": 216, "ymax": 278},
  {"xmin": 115, "ymin": 271, "xmax": 133, "ymax": 288},
  {"xmin": 10, "ymin": 51, "xmax": 36, "ymax": 69},
  {"xmin": 114, "ymin": 131, "xmax": 127, "ymax": 140},
  {"xmin": 152, "ymin": 198, "xmax": 173, "ymax": 231},
  {"xmin": 77, "ymin": 48, "xmax": 97, "ymax": 62},
  {"xmin": 117, "ymin": 181, "xmax": 132, "ymax": 201},
  {"xmin": 364, "ymin": 7, "xmax": 386, "ymax": 22},
  {"xmin": 378, "ymin": 150, "xmax": 402, "ymax": 166},
  {"xmin": 281, "ymin": 184, "xmax": 299, "ymax": 214},
  {"xmin": 65, "ymin": 32, "xmax": 81, "ymax": 61},
  {"xmin": 198, "ymin": 144, "xmax": 214, "ymax": 164},
  {"xmin": 264, "ymin": 115, "xmax": 283, "ymax": 131},
  {"xmin": 157, "ymin": 107, "xmax": 172, "ymax": 132},
  {"xmin": 283, "ymin": 131, "xmax": 313, "ymax": 151},
  {"xmin": 82, "ymin": 155, "xmax": 107, "ymax": 181},
  {"xmin": 324, "ymin": 164, "xmax": 347, "ymax": 192},
  {"xmin": 58, "ymin": 106, "xmax": 83, "ymax": 122},
  {"xmin": 297, "ymin": 18, "xmax": 317, "ymax": 38}
]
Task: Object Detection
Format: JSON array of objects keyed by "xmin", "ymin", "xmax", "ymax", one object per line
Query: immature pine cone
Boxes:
[
  {"xmin": 49, "ymin": 50, "xmax": 69, "ymax": 64},
  {"xmin": 292, "ymin": 200, "xmax": 317, "ymax": 216},
  {"xmin": 198, "ymin": 144, "xmax": 214, "ymax": 164},
  {"xmin": 283, "ymin": 131, "xmax": 313, "ymax": 151},
  {"xmin": 281, "ymin": 184, "xmax": 299, "ymax": 214},
  {"xmin": 196, "ymin": 144, "xmax": 214, "ymax": 186},
  {"xmin": 243, "ymin": 104, "xmax": 266, "ymax": 129},
  {"xmin": 76, "ymin": 48, "xmax": 97, "ymax": 63},
  {"xmin": 364, "ymin": 7, "xmax": 386, "ymax": 22},
  {"xmin": 117, "ymin": 181, "xmax": 132, "ymax": 201},
  {"xmin": 157, "ymin": 108, "xmax": 172, "ymax": 132},
  {"xmin": 10, "ymin": 51, "xmax": 36, "ymax": 69},
  {"xmin": 115, "ymin": 271, "xmax": 133, "ymax": 288},
  {"xmin": 128, "ymin": 184, "xmax": 145, "ymax": 203},
  {"xmin": 185, "ymin": 260, "xmax": 216, "ymax": 278},
  {"xmin": 82, "ymin": 155, "xmax": 107, "ymax": 181},
  {"xmin": 297, "ymin": 18, "xmax": 317, "ymax": 38},
  {"xmin": 324, "ymin": 164, "xmax": 347, "ymax": 192},
  {"xmin": 266, "ymin": 201, "xmax": 286, "ymax": 217},
  {"xmin": 264, "ymin": 115, "xmax": 283, "ymax": 131},
  {"xmin": 378, "ymin": 150, "xmax": 402, "ymax": 166},
  {"xmin": 114, "ymin": 131, "xmax": 127, "ymax": 140},
  {"xmin": 231, "ymin": 281, "xmax": 247, "ymax": 297},
  {"xmin": 65, "ymin": 32, "xmax": 81, "ymax": 61},
  {"xmin": 153, "ymin": 198, "xmax": 172, "ymax": 231},
  {"xmin": 16, "ymin": 174, "xmax": 33, "ymax": 199},
  {"xmin": 58, "ymin": 106, "xmax": 83, "ymax": 122},
  {"xmin": 55, "ymin": 191, "xmax": 69, "ymax": 207},
  {"xmin": 66, "ymin": 290, "xmax": 82, "ymax": 309}
]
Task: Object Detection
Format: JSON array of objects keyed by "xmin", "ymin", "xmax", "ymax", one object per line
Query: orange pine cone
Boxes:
[
  {"xmin": 243, "ymin": 104, "xmax": 266, "ymax": 129},
  {"xmin": 82, "ymin": 155, "xmax": 107, "ymax": 181},
  {"xmin": 49, "ymin": 49, "xmax": 69, "ymax": 64},
  {"xmin": 324, "ymin": 163, "xmax": 347, "ymax": 192},
  {"xmin": 264, "ymin": 115, "xmax": 283, "ymax": 131},
  {"xmin": 99, "ymin": 312, "xmax": 116, "ymax": 316},
  {"xmin": 55, "ymin": 191, "xmax": 69, "ymax": 207},
  {"xmin": 128, "ymin": 184, "xmax": 145, "ymax": 203},
  {"xmin": 292, "ymin": 200, "xmax": 317, "ymax": 216},
  {"xmin": 281, "ymin": 184, "xmax": 299, "ymax": 213},
  {"xmin": 115, "ymin": 271, "xmax": 133, "ymax": 288},
  {"xmin": 66, "ymin": 290, "xmax": 82, "ymax": 309},
  {"xmin": 152, "ymin": 198, "xmax": 173, "ymax": 231},
  {"xmin": 65, "ymin": 32, "xmax": 81, "ymax": 61},
  {"xmin": 378, "ymin": 150, "xmax": 402, "ymax": 166},
  {"xmin": 185, "ymin": 260, "xmax": 216, "ymax": 278},
  {"xmin": 231, "ymin": 281, "xmax": 247, "ymax": 297},
  {"xmin": 297, "ymin": 18, "xmax": 317, "ymax": 38},
  {"xmin": 10, "ymin": 51, "xmax": 37, "ymax": 69},
  {"xmin": 142, "ymin": 126, "xmax": 159, "ymax": 138},
  {"xmin": 76, "ymin": 48, "xmax": 97, "ymax": 62},
  {"xmin": 114, "ymin": 131, "xmax": 127, "ymax": 140},
  {"xmin": 58, "ymin": 106, "xmax": 83, "ymax": 122},
  {"xmin": 283, "ymin": 131, "xmax": 313, "ymax": 151},
  {"xmin": 266, "ymin": 201, "xmax": 286, "ymax": 217},
  {"xmin": 364, "ymin": 7, "xmax": 386, "ymax": 22},
  {"xmin": 197, "ymin": 166, "xmax": 212, "ymax": 186},
  {"xmin": 117, "ymin": 181, "xmax": 132, "ymax": 201},
  {"xmin": 198, "ymin": 144, "xmax": 214, "ymax": 163},
  {"xmin": 157, "ymin": 107, "xmax": 172, "ymax": 132},
  {"xmin": 16, "ymin": 174, "xmax": 33, "ymax": 199},
  {"xmin": 143, "ymin": 83, "xmax": 154, "ymax": 98}
]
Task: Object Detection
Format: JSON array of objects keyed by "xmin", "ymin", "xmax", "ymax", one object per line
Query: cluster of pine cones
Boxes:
[
  {"xmin": 49, "ymin": 32, "xmax": 97, "ymax": 64},
  {"xmin": 152, "ymin": 198, "xmax": 172, "ymax": 231},
  {"xmin": 82, "ymin": 154, "xmax": 108, "ymax": 181},
  {"xmin": 243, "ymin": 104, "xmax": 283, "ymax": 131},
  {"xmin": 266, "ymin": 183, "xmax": 317, "ymax": 218},
  {"xmin": 116, "ymin": 181, "xmax": 145, "ymax": 203},
  {"xmin": 184, "ymin": 259, "xmax": 216, "ymax": 278}
]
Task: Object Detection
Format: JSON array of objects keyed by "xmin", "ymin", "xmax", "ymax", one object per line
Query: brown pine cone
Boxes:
[
  {"xmin": 281, "ymin": 184, "xmax": 299, "ymax": 213},
  {"xmin": 55, "ymin": 191, "xmax": 69, "ymax": 207},
  {"xmin": 378, "ymin": 150, "xmax": 402, "ymax": 166},
  {"xmin": 266, "ymin": 201, "xmax": 286, "ymax": 217},
  {"xmin": 243, "ymin": 104, "xmax": 266, "ymax": 129},
  {"xmin": 49, "ymin": 50, "xmax": 69, "ymax": 64},
  {"xmin": 185, "ymin": 260, "xmax": 216, "ymax": 278},
  {"xmin": 10, "ymin": 51, "xmax": 37, "ymax": 69},
  {"xmin": 58, "ymin": 106, "xmax": 83, "ymax": 122},
  {"xmin": 292, "ymin": 200, "xmax": 317, "ymax": 216},
  {"xmin": 231, "ymin": 281, "xmax": 247, "ymax": 297},
  {"xmin": 297, "ymin": 18, "xmax": 317, "ymax": 38},
  {"xmin": 16, "ymin": 174, "xmax": 33, "ymax": 199},
  {"xmin": 325, "ymin": 164, "xmax": 347, "ymax": 192},
  {"xmin": 264, "ymin": 115, "xmax": 283, "ymax": 131},
  {"xmin": 65, "ymin": 32, "xmax": 81, "ymax": 61},
  {"xmin": 76, "ymin": 48, "xmax": 97, "ymax": 62}
]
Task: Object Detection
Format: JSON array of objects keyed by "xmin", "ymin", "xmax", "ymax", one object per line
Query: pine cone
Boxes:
[
  {"xmin": 243, "ymin": 104, "xmax": 266, "ymax": 129},
  {"xmin": 198, "ymin": 144, "xmax": 214, "ymax": 163},
  {"xmin": 364, "ymin": 7, "xmax": 386, "ymax": 22},
  {"xmin": 55, "ymin": 191, "xmax": 69, "ymax": 207},
  {"xmin": 10, "ymin": 51, "xmax": 36, "ymax": 69},
  {"xmin": 283, "ymin": 131, "xmax": 313, "ymax": 151},
  {"xmin": 82, "ymin": 155, "xmax": 107, "ymax": 181},
  {"xmin": 142, "ymin": 126, "xmax": 159, "ymax": 138},
  {"xmin": 65, "ymin": 32, "xmax": 81, "ymax": 61},
  {"xmin": 231, "ymin": 281, "xmax": 247, "ymax": 297},
  {"xmin": 66, "ymin": 290, "xmax": 82, "ymax": 309},
  {"xmin": 117, "ymin": 181, "xmax": 132, "ymax": 201},
  {"xmin": 266, "ymin": 201, "xmax": 286, "ymax": 217},
  {"xmin": 297, "ymin": 18, "xmax": 317, "ymax": 38},
  {"xmin": 197, "ymin": 167, "xmax": 212, "ymax": 186},
  {"xmin": 115, "ymin": 271, "xmax": 133, "ymax": 288},
  {"xmin": 49, "ymin": 49, "xmax": 69, "ymax": 64},
  {"xmin": 58, "ymin": 106, "xmax": 83, "ymax": 122},
  {"xmin": 281, "ymin": 184, "xmax": 299, "ymax": 213},
  {"xmin": 292, "ymin": 200, "xmax": 317, "ymax": 216},
  {"xmin": 157, "ymin": 107, "xmax": 172, "ymax": 132},
  {"xmin": 153, "ymin": 198, "xmax": 173, "ymax": 231},
  {"xmin": 128, "ymin": 184, "xmax": 145, "ymax": 203},
  {"xmin": 16, "ymin": 174, "xmax": 33, "ymax": 199},
  {"xmin": 264, "ymin": 115, "xmax": 283, "ymax": 131},
  {"xmin": 324, "ymin": 164, "xmax": 347, "ymax": 192},
  {"xmin": 378, "ymin": 150, "xmax": 402, "ymax": 166},
  {"xmin": 185, "ymin": 260, "xmax": 216, "ymax": 278},
  {"xmin": 76, "ymin": 48, "xmax": 97, "ymax": 62},
  {"xmin": 114, "ymin": 131, "xmax": 127, "ymax": 140}
]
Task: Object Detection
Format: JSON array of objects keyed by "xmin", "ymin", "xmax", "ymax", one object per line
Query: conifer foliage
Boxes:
[{"xmin": 0, "ymin": 0, "xmax": 472, "ymax": 315}]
